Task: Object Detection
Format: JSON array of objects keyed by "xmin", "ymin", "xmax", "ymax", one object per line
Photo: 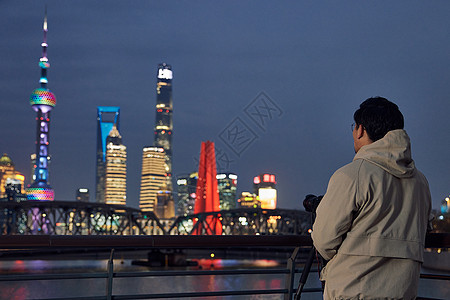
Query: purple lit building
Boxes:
[{"xmin": 26, "ymin": 10, "xmax": 56, "ymax": 201}]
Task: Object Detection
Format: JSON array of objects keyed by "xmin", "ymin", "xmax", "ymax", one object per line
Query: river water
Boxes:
[{"xmin": 0, "ymin": 258, "xmax": 448, "ymax": 300}]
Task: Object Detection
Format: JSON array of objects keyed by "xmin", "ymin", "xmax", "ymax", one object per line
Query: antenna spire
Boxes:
[
  {"xmin": 43, "ymin": 5, "xmax": 48, "ymax": 31},
  {"xmin": 39, "ymin": 6, "xmax": 49, "ymax": 87}
]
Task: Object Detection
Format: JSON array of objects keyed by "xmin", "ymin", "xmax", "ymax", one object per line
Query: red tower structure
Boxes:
[{"xmin": 193, "ymin": 141, "xmax": 222, "ymax": 235}]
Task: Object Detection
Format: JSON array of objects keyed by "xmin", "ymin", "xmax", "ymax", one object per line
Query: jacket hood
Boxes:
[{"xmin": 353, "ymin": 129, "xmax": 415, "ymax": 178}]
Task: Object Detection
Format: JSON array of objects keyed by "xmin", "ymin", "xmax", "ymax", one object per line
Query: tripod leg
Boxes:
[{"xmin": 294, "ymin": 246, "xmax": 316, "ymax": 300}]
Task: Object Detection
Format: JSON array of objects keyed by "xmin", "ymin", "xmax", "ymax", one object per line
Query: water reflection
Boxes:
[{"xmin": 0, "ymin": 259, "xmax": 447, "ymax": 300}]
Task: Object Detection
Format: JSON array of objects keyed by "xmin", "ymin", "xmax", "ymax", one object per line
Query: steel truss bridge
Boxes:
[
  {"xmin": 168, "ymin": 208, "xmax": 311, "ymax": 235},
  {"xmin": 0, "ymin": 201, "xmax": 312, "ymax": 236}
]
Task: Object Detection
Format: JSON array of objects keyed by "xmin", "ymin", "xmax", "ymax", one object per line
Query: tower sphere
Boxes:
[
  {"xmin": 30, "ymin": 88, "xmax": 56, "ymax": 111},
  {"xmin": 27, "ymin": 182, "xmax": 55, "ymax": 201}
]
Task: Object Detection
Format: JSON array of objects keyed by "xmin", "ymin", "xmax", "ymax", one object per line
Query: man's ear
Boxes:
[
  {"xmin": 358, "ymin": 125, "xmax": 374, "ymax": 144},
  {"xmin": 356, "ymin": 124, "xmax": 365, "ymax": 139}
]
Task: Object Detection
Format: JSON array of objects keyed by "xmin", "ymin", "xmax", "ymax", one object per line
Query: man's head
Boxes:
[{"xmin": 352, "ymin": 97, "xmax": 404, "ymax": 153}]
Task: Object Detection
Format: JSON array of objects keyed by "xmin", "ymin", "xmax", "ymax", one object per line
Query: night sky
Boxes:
[{"xmin": 1, "ymin": 1, "xmax": 449, "ymax": 211}]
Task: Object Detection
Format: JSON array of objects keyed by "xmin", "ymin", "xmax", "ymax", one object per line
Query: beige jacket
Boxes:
[{"xmin": 312, "ymin": 130, "xmax": 431, "ymax": 299}]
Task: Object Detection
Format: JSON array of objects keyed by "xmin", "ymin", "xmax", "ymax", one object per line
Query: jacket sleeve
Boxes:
[{"xmin": 311, "ymin": 164, "xmax": 360, "ymax": 260}]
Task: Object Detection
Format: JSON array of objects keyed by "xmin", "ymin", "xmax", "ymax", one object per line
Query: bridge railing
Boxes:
[
  {"xmin": 1, "ymin": 202, "xmax": 315, "ymax": 236},
  {"xmin": 168, "ymin": 208, "xmax": 312, "ymax": 235},
  {"xmin": 0, "ymin": 200, "xmax": 167, "ymax": 235},
  {"xmin": 0, "ymin": 234, "xmax": 448, "ymax": 300}
]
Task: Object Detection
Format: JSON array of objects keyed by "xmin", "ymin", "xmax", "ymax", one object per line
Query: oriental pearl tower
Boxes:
[{"xmin": 26, "ymin": 9, "xmax": 56, "ymax": 201}]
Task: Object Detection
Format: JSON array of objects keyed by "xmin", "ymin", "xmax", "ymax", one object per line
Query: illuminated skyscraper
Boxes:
[
  {"xmin": 156, "ymin": 190, "xmax": 175, "ymax": 219},
  {"xmin": 238, "ymin": 192, "xmax": 260, "ymax": 208},
  {"xmin": 30, "ymin": 154, "xmax": 36, "ymax": 183},
  {"xmin": 96, "ymin": 106, "xmax": 120, "ymax": 203},
  {"xmin": 176, "ymin": 172, "xmax": 198, "ymax": 216},
  {"xmin": 216, "ymin": 173, "xmax": 238, "ymax": 210},
  {"xmin": 137, "ymin": 64, "xmax": 175, "ymax": 217},
  {"xmin": 441, "ymin": 196, "xmax": 449, "ymax": 214},
  {"xmin": 26, "ymin": 10, "xmax": 57, "ymax": 201},
  {"xmin": 139, "ymin": 147, "xmax": 169, "ymax": 214},
  {"xmin": 0, "ymin": 154, "xmax": 25, "ymax": 201},
  {"xmin": 179, "ymin": 172, "xmax": 237, "ymax": 213},
  {"xmin": 253, "ymin": 174, "xmax": 277, "ymax": 209},
  {"xmin": 137, "ymin": 63, "xmax": 175, "ymax": 218},
  {"xmin": 154, "ymin": 63, "xmax": 173, "ymax": 193},
  {"xmin": 104, "ymin": 125, "xmax": 127, "ymax": 206}
]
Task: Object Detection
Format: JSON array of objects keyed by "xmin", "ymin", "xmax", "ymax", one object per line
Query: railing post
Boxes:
[
  {"xmin": 285, "ymin": 247, "xmax": 300, "ymax": 300},
  {"xmin": 106, "ymin": 248, "xmax": 115, "ymax": 300}
]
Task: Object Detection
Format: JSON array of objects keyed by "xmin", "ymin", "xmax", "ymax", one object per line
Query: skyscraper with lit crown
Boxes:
[
  {"xmin": 154, "ymin": 63, "xmax": 173, "ymax": 193},
  {"xmin": 137, "ymin": 63, "xmax": 175, "ymax": 218},
  {"xmin": 96, "ymin": 106, "xmax": 120, "ymax": 203},
  {"xmin": 26, "ymin": 9, "xmax": 57, "ymax": 201}
]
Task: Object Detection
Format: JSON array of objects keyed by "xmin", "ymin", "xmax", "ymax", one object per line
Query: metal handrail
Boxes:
[
  {"xmin": 0, "ymin": 234, "xmax": 313, "ymax": 248},
  {"xmin": 0, "ymin": 232, "xmax": 447, "ymax": 248},
  {"xmin": 420, "ymin": 274, "xmax": 450, "ymax": 281},
  {"xmin": 0, "ymin": 234, "xmax": 448, "ymax": 300},
  {"xmin": 0, "ymin": 258, "xmax": 318, "ymax": 300}
]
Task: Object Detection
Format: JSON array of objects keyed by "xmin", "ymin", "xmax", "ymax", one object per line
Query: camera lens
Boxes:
[{"xmin": 303, "ymin": 194, "xmax": 323, "ymax": 212}]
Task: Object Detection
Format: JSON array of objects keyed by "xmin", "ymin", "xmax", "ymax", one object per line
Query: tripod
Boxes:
[
  {"xmin": 294, "ymin": 194, "xmax": 326, "ymax": 300},
  {"xmin": 294, "ymin": 245, "xmax": 321, "ymax": 300}
]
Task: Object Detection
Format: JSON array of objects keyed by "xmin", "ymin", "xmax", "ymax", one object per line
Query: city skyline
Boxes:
[{"xmin": 2, "ymin": 1, "xmax": 450, "ymax": 210}]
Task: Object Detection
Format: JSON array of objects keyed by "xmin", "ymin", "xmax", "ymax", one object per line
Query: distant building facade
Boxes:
[
  {"xmin": 217, "ymin": 173, "xmax": 237, "ymax": 210},
  {"xmin": 104, "ymin": 125, "xmax": 127, "ymax": 206},
  {"xmin": 155, "ymin": 192, "xmax": 175, "ymax": 219},
  {"xmin": 238, "ymin": 192, "xmax": 260, "ymax": 208},
  {"xmin": 139, "ymin": 147, "xmax": 172, "ymax": 216},
  {"xmin": 176, "ymin": 172, "xmax": 198, "ymax": 216},
  {"xmin": 96, "ymin": 106, "xmax": 120, "ymax": 203},
  {"xmin": 0, "ymin": 154, "xmax": 25, "ymax": 201},
  {"xmin": 253, "ymin": 174, "xmax": 277, "ymax": 209},
  {"xmin": 441, "ymin": 196, "xmax": 449, "ymax": 214},
  {"xmin": 76, "ymin": 188, "xmax": 90, "ymax": 202}
]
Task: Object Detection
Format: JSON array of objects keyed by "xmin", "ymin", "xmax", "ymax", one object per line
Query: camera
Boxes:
[{"xmin": 303, "ymin": 194, "xmax": 323, "ymax": 213}]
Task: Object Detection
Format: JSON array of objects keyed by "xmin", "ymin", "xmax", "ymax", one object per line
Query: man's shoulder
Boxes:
[
  {"xmin": 413, "ymin": 168, "xmax": 429, "ymax": 184},
  {"xmin": 326, "ymin": 160, "xmax": 365, "ymax": 188},
  {"xmin": 333, "ymin": 159, "xmax": 364, "ymax": 178}
]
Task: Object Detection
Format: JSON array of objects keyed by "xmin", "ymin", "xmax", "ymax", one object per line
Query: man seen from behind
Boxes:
[{"xmin": 312, "ymin": 97, "xmax": 432, "ymax": 300}]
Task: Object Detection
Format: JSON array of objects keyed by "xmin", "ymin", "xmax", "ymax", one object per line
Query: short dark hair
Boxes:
[{"xmin": 353, "ymin": 97, "xmax": 404, "ymax": 141}]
